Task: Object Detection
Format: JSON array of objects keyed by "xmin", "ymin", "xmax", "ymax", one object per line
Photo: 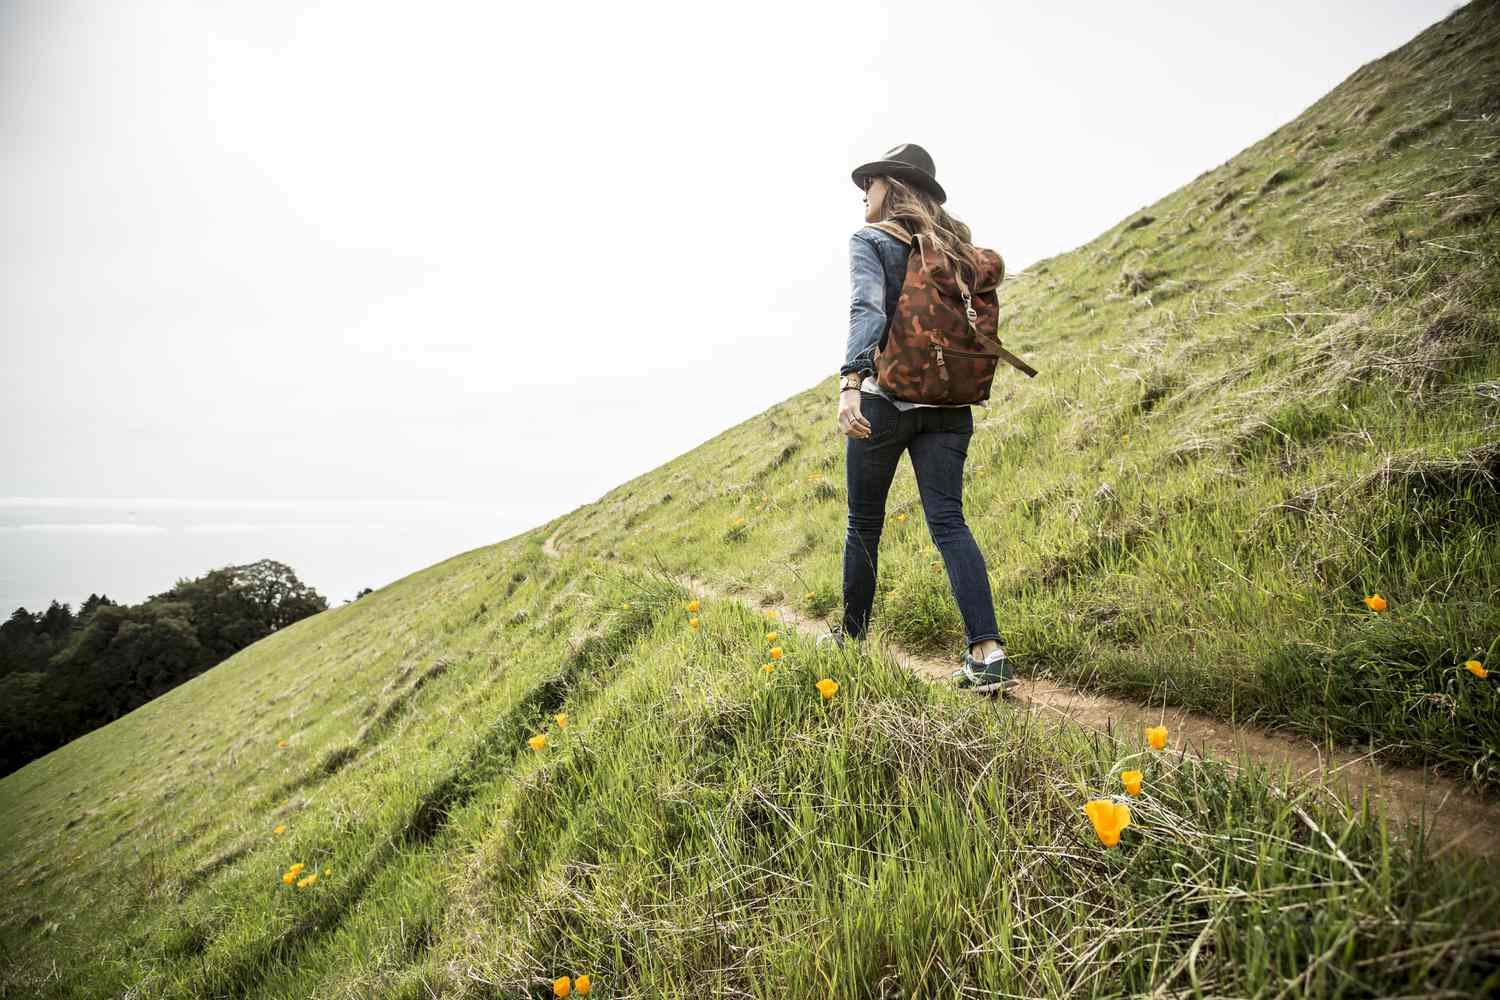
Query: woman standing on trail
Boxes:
[{"xmin": 819, "ymin": 142, "xmax": 1017, "ymax": 695}]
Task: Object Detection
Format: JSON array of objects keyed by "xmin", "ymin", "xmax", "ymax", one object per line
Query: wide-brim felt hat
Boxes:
[{"xmin": 851, "ymin": 142, "xmax": 946, "ymax": 204}]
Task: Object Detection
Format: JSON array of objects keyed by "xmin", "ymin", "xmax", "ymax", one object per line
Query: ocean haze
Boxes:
[{"xmin": 0, "ymin": 496, "xmax": 560, "ymax": 613}]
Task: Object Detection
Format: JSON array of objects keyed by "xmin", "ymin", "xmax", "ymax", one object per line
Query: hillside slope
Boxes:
[
  {"xmin": 557, "ymin": 0, "xmax": 1500, "ymax": 787},
  {"xmin": 3, "ymin": 3, "xmax": 1499, "ymax": 998}
]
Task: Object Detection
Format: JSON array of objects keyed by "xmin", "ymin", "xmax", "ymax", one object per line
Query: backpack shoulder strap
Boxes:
[{"xmin": 867, "ymin": 221, "xmax": 913, "ymax": 245}]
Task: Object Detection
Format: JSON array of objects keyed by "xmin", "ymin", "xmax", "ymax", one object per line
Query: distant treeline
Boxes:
[{"xmin": 0, "ymin": 559, "xmax": 329, "ymax": 778}]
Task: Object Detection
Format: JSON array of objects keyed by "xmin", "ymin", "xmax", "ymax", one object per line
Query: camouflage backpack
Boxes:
[{"xmin": 868, "ymin": 220, "xmax": 1037, "ymax": 404}]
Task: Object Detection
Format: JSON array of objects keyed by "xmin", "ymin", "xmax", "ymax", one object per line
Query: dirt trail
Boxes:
[{"xmin": 542, "ymin": 531, "xmax": 1497, "ymax": 860}]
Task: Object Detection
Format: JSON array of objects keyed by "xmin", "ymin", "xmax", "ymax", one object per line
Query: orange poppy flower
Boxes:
[
  {"xmin": 273, "ymin": 824, "xmax": 286, "ymax": 835},
  {"xmin": 1466, "ymin": 659, "xmax": 1488, "ymax": 679},
  {"xmin": 554, "ymin": 713, "xmax": 568, "ymax": 729},
  {"xmin": 762, "ymin": 663, "xmax": 774, "ymax": 673},
  {"xmin": 766, "ymin": 631, "xmax": 778, "ymax": 642},
  {"xmin": 689, "ymin": 616, "xmax": 699, "ymax": 628},
  {"xmin": 770, "ymin": 646, "xmax": 782, "ymax": 660},
  {"xmin": 1363, "ymin": 593, "xmax": 1387, "ymax": 612},
  {"xmin": 528, "ymin": 735, "xmax": 546, "ymax": 752},
  {"xmin": 686, "ymin": 599, "xmax": 700, "ymax": 612},
  {"xmin": 1120, "ymin": 770, "xmax": 1143, "ymax": 796},
  {"xmin": 1146, "ymin": 725, "xmax": 1168, "ymax": 751},
  {"xmin": 816, "ymin": 678, "xmax": 839, "ymax": 700},
  {"xmin": 553, "ymin": 975, "xmax": 572, "ymax": 997},
  {"xmin": 575, "ymin": 974, "xmax": 592, "ymax": 995},
  {"xmin": 1084, "ymin": 799, "xmax": 1132, "ymax": 847}
]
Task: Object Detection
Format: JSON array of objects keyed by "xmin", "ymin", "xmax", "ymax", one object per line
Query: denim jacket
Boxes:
[{"xmin": 841, "ymin": 225, "xmax": 909, "ymax": 381}]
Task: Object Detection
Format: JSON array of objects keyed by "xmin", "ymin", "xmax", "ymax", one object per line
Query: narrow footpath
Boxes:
[{"xmin": 542, "ymin": 530, "xmax": 1497, "ymax": 860}]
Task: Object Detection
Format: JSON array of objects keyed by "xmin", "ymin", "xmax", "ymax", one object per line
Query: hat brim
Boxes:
[{"xmin": 851, "ymin": 160, "xmax": 946, "ymax": 204}]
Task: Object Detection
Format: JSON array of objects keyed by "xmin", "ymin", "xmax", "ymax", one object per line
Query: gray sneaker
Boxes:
[
  {"xmin": 951, "ymin": 647, "xmax": 1018, "ymax": 694},
  {"xmin": 817, "ymin": 624, "xmax": 853, "ymax": 651}
]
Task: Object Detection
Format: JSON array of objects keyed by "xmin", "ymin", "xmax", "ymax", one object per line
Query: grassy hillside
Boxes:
[
  {"xmin": 558, "ymin": 0, "xmax": 1500, "ymax": 788},
  {"xmin": 4, "ymin": 3, "xmax": 1499, "ymax": 997}
]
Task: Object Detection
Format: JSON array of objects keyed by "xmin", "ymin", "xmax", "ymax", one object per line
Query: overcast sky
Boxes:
[{"xmin": 2, "ymin": 0, "xmax": 1460, "ymax": 520}]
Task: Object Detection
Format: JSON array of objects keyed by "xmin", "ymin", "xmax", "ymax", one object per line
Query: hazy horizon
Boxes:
[{"xmin": 0, "ymin": 495, "xmax": 563, "ymax": 613}]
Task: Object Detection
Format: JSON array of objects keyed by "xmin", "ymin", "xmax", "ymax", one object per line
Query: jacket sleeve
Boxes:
[{"xmin": 842, "ymin": 232, "xmax": 886, "ymax": 380}]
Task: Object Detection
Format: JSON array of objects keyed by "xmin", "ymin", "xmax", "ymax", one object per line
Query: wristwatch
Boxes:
[{"xmin": 839, "ymin": 372, "xmax": 865, "ymax": 393}]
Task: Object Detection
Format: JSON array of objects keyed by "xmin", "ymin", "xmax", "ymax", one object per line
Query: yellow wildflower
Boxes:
[
  {"xmin": 528, "ymin": 735, "xmax": 546, "ymax": 752},
  {"xmin": 1363, "ymin": 593, "xmax": 1388, "ymax": 612},
  {"xmin": 555, "ymin": 712, "xmax": 568, "ymax": 729},
  {"xmin": 690, "ymin": 616, "xmax": 700, "ymax": 629},
  {"xmin": 816, "ymin": 678, "xmax": 839, "ymax": 700},
  {"xmin": 622, "ymin": 601, "xmax": 630, "ymax": 610},
  {"xmin": 296, "ymin": 874, "xmax": 315, "ymax": 889},
  {"xmin": 288, "ymin": 862, "xmax": 305, "ymax": 875},
  {"xmin": 1084, "ymin": 799, "xmax": 1132, "ymax": 847},
  {"xmin": 805, "ymin": 591, "xmax": 816, "ymax": 600},
  {"xmin": 766, "ymin": 609, "xmax": 779, "ymax": 619},
  {"xmin": 1120, "ymin": 770, "xmax": 1143, "ymax": 797},
  {"xmin": 1465, "ymin": 659, "xmax": 1488, "ymax": 679},
  {"xmin": 277, "ymin": 739, "xmax": 289, "ymax": 748},
  {"xmin": 766, "ymin": 631, "xmax": 778, "ymax": 642},
  {"xmin": 770, "ymin": 646, "xmax": 783, "ymax": 660},
  {"xmin": 762, "ymin": 663, "xmax": 774, "ymax": 673},
  {"xmin": 687, "ymin": 599, "xmax": 700, "ymax": 612},
  {"xmin": 734, "ymin": 516, "xmax": 746, "ymax": 525},
  {"xmin": 273, "ymin": 824, "xmax": 286, "ymax": 835},
  {"xmin": 282, "ymin": 871, "xmax": 295, "ymax": 885},
  {"xmin": 576, "ymin": 974, "xmax": 592, "ymax": 995},
  {"xmin": 1146, "ymin": 725, "xmax": 1168, "ymax": 751},
  {"xmin": 553, "ymin": 975, "xmax": 572, "ymax": 997}
]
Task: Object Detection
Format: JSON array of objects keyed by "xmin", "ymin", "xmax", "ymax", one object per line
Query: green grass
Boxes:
[
  {"xmin": 4, "ymin": 3, "xmax": 1500, "ymax": 996},
  {"xmin": 3, "ymin": 551, "xmax": 1498, "ymax": 997}
]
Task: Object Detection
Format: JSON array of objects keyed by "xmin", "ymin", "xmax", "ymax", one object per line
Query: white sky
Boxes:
[{"xmin": 2, "ymin": 0, "xmax": 1460, "ymax": 520}]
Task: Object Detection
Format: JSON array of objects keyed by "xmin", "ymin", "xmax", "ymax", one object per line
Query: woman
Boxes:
[{"xmin": 820, "ymin": 142, "xmax": 1016, "ymax": 695}]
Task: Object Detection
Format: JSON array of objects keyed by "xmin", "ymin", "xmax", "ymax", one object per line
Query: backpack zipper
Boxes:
[{"xmin": 933, "ymin": 343, "xmax": 999, "ymax": 379}]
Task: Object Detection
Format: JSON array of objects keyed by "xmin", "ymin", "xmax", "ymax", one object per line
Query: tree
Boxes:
[
  {"xmin": 2, "ymin": 560, "xmax": 328, "ymax": 777},
  {"xmin": 226, "ymin": 558, "xmax": 328, "ymax": 631}
]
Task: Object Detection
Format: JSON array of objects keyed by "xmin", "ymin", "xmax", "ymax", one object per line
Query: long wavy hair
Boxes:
[{"xmin": 874, "ymin": 175, "xmax": 1001, "ymax": 287}]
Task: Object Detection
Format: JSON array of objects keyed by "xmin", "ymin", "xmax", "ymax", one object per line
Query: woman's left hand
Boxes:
[{"xmin": 838, "ymin": 389, "xmax": 871, "ymax": 438}]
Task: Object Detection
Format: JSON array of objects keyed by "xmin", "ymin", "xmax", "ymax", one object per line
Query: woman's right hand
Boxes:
[{"xmin": 839, "ymin": 389, "xmax": 871, "ymax": 438}]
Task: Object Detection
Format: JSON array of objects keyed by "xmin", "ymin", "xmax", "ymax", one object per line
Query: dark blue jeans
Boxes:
[{"xmin": 842, "ymin": 392, "xmax": 1003, "ymax": 649}]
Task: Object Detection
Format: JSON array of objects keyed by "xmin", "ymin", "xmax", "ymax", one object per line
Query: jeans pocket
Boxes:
[{"xmin": 859, "ymin": 392, "xmax": 891, "ymax": 437}]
